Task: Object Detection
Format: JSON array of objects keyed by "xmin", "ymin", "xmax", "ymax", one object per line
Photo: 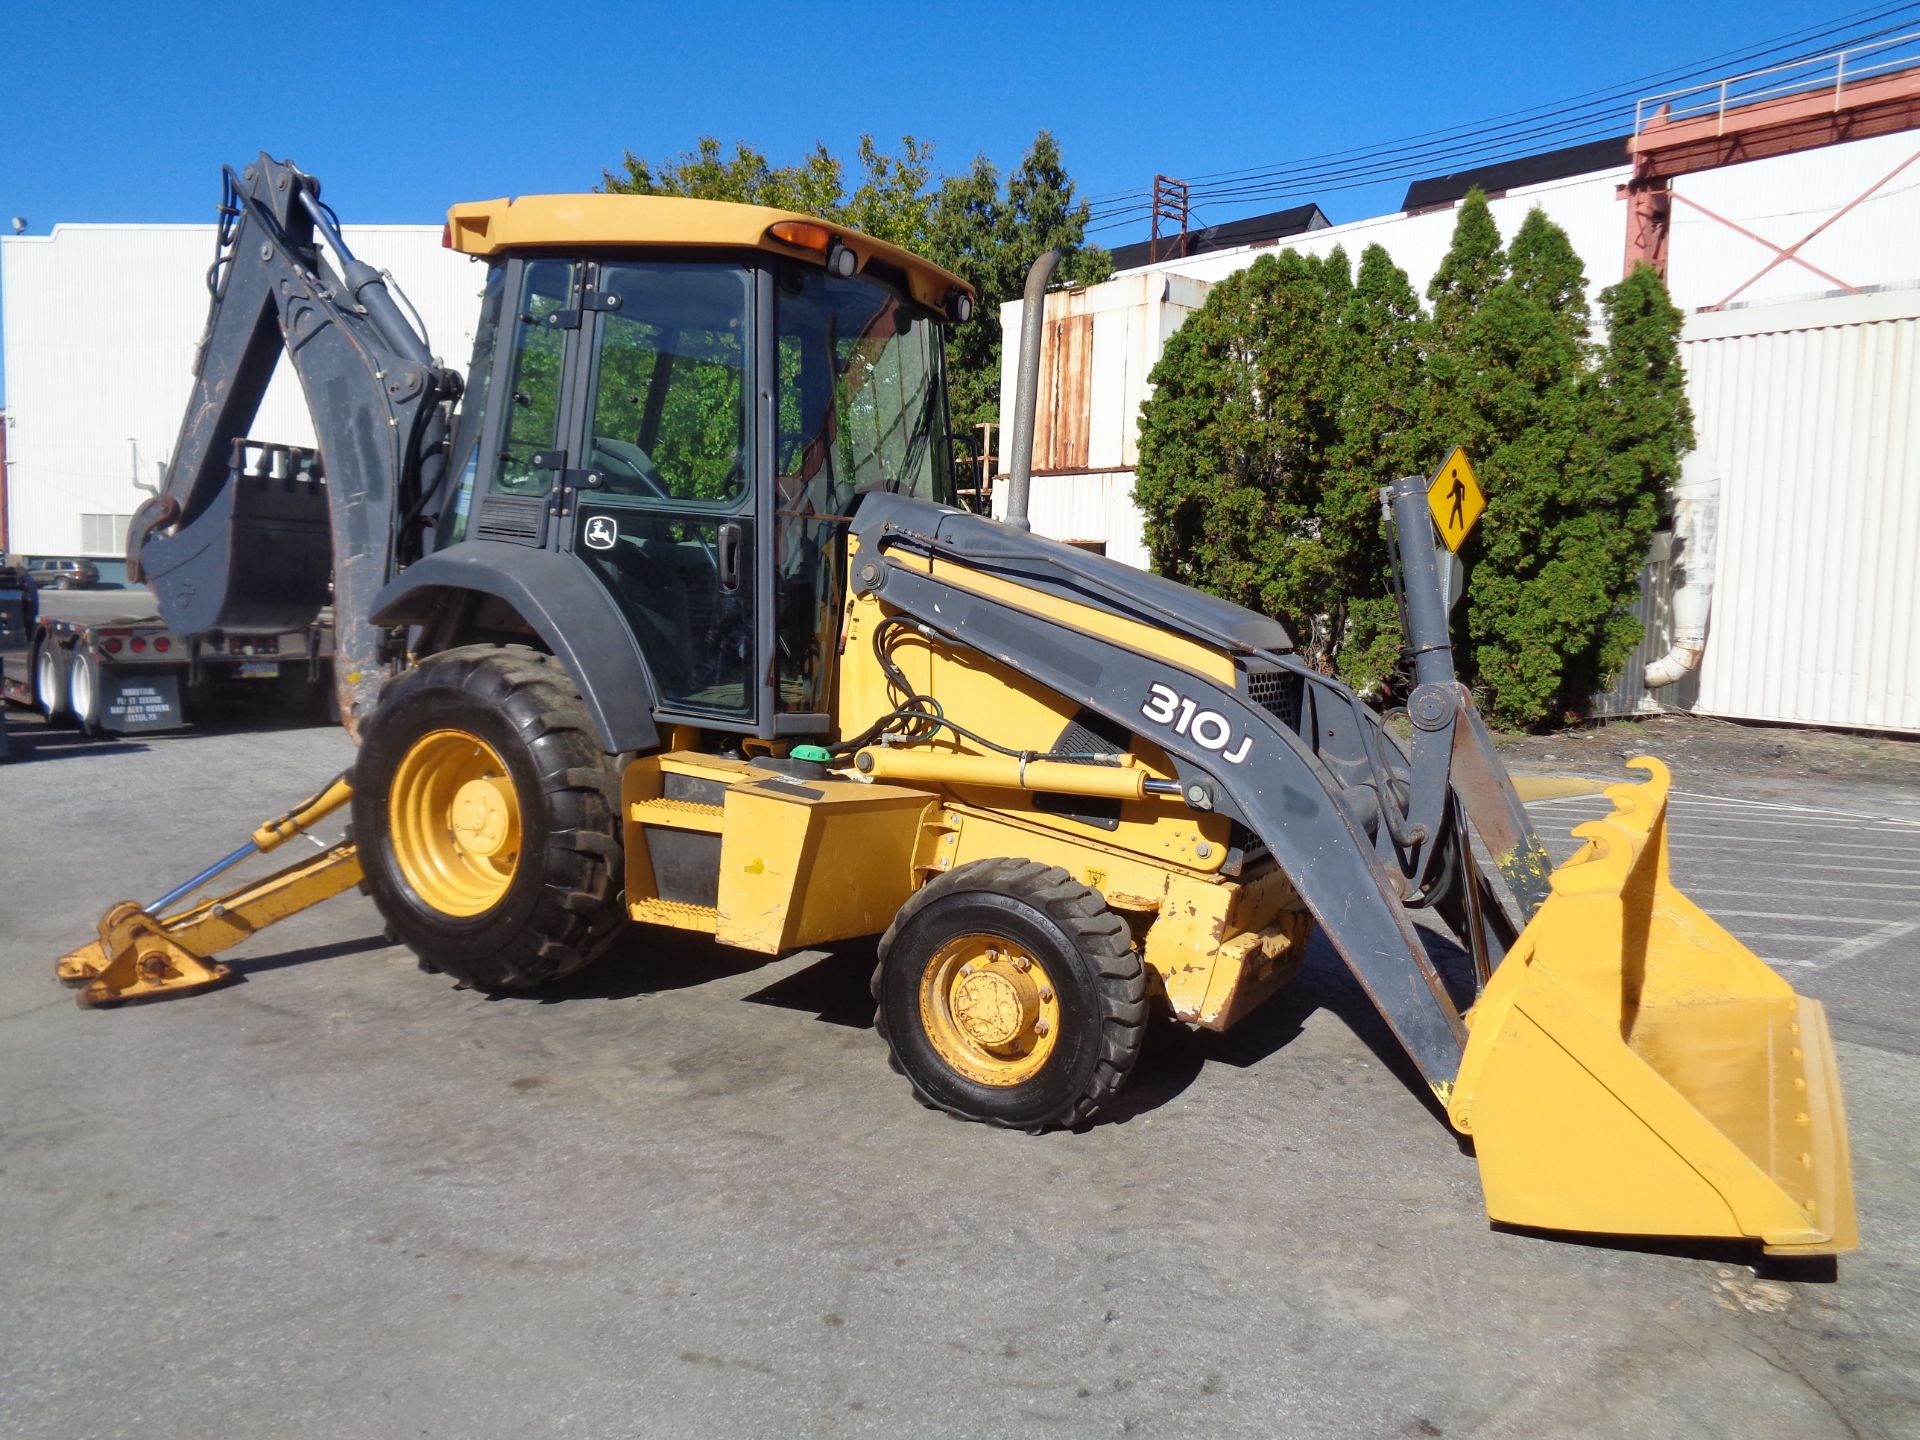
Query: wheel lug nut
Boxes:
[
  {"xmin": 959, "ymin": 963, "xmax": 974, "ymax": 977},
  {"xmin": 1039, "ymin": 987, "xmax": 1054, "ymax": 1003},
  {"xmin": 1014, "ymin": 956, "xmax": 1031, "ymax": 972},
  {"xmin": 1034, "ymin": 1019, "xmax": 1050, "ymax": 1037}
]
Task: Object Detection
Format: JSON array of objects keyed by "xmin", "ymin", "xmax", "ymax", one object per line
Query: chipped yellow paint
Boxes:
[
  {"xmin": 1451, "ymin": 757, "xmax": 1857, "ymax": 1255},
  {"xmin": 1148, "ymin": 863, "xmax": 1308, "ymax": 1030}
]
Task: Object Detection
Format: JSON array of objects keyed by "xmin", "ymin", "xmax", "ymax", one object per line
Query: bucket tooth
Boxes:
[{"xmin": 1449, "ymin": 757, "xmax": 1858, "ymax": 1255}]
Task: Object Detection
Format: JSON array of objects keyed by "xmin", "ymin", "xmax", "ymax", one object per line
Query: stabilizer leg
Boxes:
[{"xmin": 55, "ymin": 774, "xmax": 361, "ymax": 1007}]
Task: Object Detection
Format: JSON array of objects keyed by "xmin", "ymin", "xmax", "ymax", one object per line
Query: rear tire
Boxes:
[
  {"xmin": 32, "ymin": 642, "xmax": 73, "ymax": 727},
  {"xmin": 873, "ymin": 859, "xmax": 1147, "ymax": 1131},
  {"xmin": 67, "ymin": 648, "xmax": 110, "ymax": 739},
  {"xmin": 354, "ymin": 644, "xmax": 626, "ymax": 991}
]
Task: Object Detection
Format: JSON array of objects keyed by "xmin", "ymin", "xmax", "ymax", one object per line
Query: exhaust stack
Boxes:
[{"xmin": 1003, "ymin": 248, "xmax": 1061, "ymax": 531}]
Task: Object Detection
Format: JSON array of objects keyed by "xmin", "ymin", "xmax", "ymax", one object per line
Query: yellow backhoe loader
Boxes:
[{"xmin": 58, "ymin": 154, "xmax": 1854, "ymax": 1257}]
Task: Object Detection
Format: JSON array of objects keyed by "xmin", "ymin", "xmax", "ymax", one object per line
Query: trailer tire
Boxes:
[
  {"xmin": 32, "ymin": 641, "xmax": 73, "ymax": 727},
  {"xmin": 67, "ymin": 647, "xmax": 110, "ymax": 738},
  {"xmin": 354, "ymin": 644, "xmax": 626, "ymax": 991},
  {"xmin": 873, "ymin": 859, "xmax": 1147, "ymax": 1131}
]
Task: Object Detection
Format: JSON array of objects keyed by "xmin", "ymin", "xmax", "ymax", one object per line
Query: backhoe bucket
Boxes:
[
  {"xmin": 1448, "ymin": 758, "xmax": 1857, "ymax": 1255},
  {"xmin": 137, "ymin": 448, "xmax": 331, "ymax": 635}
]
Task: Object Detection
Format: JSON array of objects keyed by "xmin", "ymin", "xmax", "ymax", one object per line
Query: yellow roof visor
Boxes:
[{"xmin": 444, "ymin": 193, "xmax": 973, "ymax": 316}]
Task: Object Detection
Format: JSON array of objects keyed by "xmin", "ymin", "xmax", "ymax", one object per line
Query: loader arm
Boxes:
[
  {"xmin": 851, "ymin": 500, "xmax": 1475, "ymax": 1094},
  {"xmin": 127, "ymin": 154, "xmax": 463, "ymax": 731}
]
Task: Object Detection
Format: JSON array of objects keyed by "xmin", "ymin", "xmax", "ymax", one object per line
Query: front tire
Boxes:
[
  {"xmin": 354, "ymin": 645, "xmax": 626, "ymax": 990},
  {"xmin": 874, "ymin": 859, "xmax": 1148, "ymax": 1131}
]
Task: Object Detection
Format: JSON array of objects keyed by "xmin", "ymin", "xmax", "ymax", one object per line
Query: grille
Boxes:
[
  {"xmin": 1245, "ymin": 667, "xmax": 1304, "ymax": 732},
  {"xmin": 473, "ymin": 495, "xmax": 545, "ymax": 543}
]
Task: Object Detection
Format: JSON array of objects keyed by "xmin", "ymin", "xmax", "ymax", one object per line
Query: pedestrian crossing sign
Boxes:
[{"xmin": 1427, "ymin": 447, "xmax": 1484, "ymax": 553}]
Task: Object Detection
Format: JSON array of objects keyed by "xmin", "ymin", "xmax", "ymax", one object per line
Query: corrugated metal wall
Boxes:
[
  {"xmin": 1684, "ymin": 289, "xmax": 1920, "ymax": 732},
  {"xmin": 2, "ymin": 224, "xmax": 483, "ymax": 558}
]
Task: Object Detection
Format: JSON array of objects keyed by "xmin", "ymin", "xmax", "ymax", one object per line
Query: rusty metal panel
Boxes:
[{"xmin": 1037, "ymin": 310, "xmax": 1093, "ymax": 472}]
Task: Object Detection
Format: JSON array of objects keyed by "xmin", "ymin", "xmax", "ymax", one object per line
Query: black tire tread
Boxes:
[
  {"xmin": 356, "ymin": 644, "xmax": 624, "ymax": 991},
  {"xmin": 873, "ymin": 858, "xmax": 1147, "ymax": 1130}
]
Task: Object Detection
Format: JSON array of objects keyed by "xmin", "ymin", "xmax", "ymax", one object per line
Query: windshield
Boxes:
[
  {"xmin": 774, "ymin": 267, "xmax": 954, "ymax": 510},
  {"xmin": 770, "ymin": 266, "xmax": 953, "ymax": 717}
]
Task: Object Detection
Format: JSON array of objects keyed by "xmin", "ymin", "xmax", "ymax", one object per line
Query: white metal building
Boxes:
[
  {"xmin": 993, "ymin": 126, "xmax": 1920, "ymax": 732},
  {"xmin": 1, "ymin": 224, "xmax": 485, "ymax": 568}
]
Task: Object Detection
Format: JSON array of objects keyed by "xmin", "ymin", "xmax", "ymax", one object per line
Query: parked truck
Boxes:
[{"xmin": 1, "ymin": 481, "xmax": 333, "ymax": 740}]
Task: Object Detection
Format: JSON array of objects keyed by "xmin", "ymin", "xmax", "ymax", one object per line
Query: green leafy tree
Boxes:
[
  {"xmin": 602, "ymin": 136, "xmax": 847, "ymax": 215},
  {"xmin": 1327, "ymin": 245, "xmax": 1436, "ymax": 688},
  {"xmin": 1137, "ymin": 192, "xmax": 1691, "ymax": 728},
  {"xmin": 1427, "ymin": 188, "xmax": 1506, "ymax": 344},
  {"xmin": 925, "ymin": 132, "xmax": 1111, "ymax": 432},
  {"xmin": 1134, "ymin": 249, "xmax": 1359, "ymax": 670},
  {"xmin": 1428, "ymin": 201, "xmax": 1686, "ymax": 726},
  {"xmin": 602, "ymin": 131, "xmax": 1108, "ymax": 438},
  {"xmin": 1588, "ymin": 262, "xmax": 1695, "ymax": 688}
]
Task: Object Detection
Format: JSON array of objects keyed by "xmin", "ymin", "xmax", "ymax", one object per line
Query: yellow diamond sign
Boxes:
[{"xmin": 1427, "ymin": 446, "xmax": 1484, "ymax": 553}]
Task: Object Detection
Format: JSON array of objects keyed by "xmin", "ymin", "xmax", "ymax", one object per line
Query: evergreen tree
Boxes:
[
  {"xmin": 1507, "ymin": 207, "xmax": 1592, "ymax": 344},
  {"xmin": 602, "ymin": 136, "xmax": 847, "ymax": 216},
  {"xmin": 1586, "ymin": 262, "xmax": 1695, "ymax": 698},
  {"xmin": 1327, "ymin": 245, "xmax": 1434, "ymax": 688},
  {"xmin": 1427, "ymin": 188, "xmax": 1506, "ymax": 343},
  {"xmin": 1134, "ymin": 249, "xmax": 1356, "ymax": 670},
  {"xmin": 1432, "ymin": 202, "xmax": 1671, "ymax": 727}
]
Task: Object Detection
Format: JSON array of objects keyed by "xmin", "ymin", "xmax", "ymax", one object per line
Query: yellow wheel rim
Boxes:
[
  {"xmin": 388, "ymin": 728, "xmax": 522, "ymax": 917},
  {"xmin": 918, "ymin": 933, "xmax": 1060, "ymax": 1087}
]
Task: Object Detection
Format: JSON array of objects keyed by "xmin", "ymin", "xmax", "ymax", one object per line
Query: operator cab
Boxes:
[{"xmin": 433, "ymin": 195, "xmax": 974, "ymax": 741}]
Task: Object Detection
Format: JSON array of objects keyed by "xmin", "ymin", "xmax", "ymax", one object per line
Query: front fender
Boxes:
[{"xmin": 370, "ymin": 541, "xmax": 659, "ymax": 755}]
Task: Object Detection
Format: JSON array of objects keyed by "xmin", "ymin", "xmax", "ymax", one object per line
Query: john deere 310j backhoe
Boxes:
[{"xmin": 59, "ymin": 154, "xmax": 1855, "ymax": 1257}]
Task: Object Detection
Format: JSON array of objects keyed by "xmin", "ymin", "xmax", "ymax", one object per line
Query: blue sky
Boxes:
[{"xmin": 0, "ymin": 0, "xmax": 1901, "ymax": 403}]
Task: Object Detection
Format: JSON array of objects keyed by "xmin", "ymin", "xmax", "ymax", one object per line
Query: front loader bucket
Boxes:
[{"xmin": 1448, "ymin": 758, "xmax": 1857, "ymax": 1255}]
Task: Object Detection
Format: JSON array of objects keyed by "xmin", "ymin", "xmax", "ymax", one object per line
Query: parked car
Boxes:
[{"xmin": 26, "ymin": 558, "xmax": 101, "ymax": 589}]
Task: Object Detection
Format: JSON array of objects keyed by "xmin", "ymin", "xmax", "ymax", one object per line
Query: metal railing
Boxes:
[{"xmin": 1635, "ymin": 29, "xmax": 1920, "ymax": 137}]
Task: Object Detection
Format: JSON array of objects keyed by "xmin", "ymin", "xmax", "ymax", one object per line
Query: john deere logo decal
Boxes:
[{"xmin": 583, "ymin": 516, "xmax": 617, "ymax": 551}]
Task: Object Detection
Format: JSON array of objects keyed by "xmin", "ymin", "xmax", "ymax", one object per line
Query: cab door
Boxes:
[{"xmin": 563, "ymin": 259, "xmax": 760, "ymax": 729}]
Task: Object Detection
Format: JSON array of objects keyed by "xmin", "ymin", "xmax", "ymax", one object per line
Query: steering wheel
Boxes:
[{"xmin": 588, "ymin": 437, "xmax": 672, "ymax": 503}]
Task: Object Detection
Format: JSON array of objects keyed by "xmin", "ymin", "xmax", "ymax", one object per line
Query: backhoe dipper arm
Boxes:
[{"xmin": 128, "ymin": 153, "xmax": 462, "ymax": 733}]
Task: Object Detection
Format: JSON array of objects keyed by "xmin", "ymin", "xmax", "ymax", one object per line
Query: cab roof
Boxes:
[{"xmin": 445, "ymin": 193, "xmax": 972, "ymax": 313}]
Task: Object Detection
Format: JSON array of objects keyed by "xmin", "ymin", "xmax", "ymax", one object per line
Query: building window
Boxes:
[{"xmin": 80, "ymin": 513, "xmax": 131, "ymax": 555}]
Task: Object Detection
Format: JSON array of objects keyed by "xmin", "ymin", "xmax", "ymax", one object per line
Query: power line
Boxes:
[
  {"xmin": 1082, "ymin": 5, "xmax": 1920, "ymax": 233},
  {"xmin": 1082, "ymin": 2, "xmax": 1919, "ymax": 207}
]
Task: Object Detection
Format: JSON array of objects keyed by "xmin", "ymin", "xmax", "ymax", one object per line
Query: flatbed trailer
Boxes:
[{"xmin": 0, "ymin": 574, "xmax": 331, "ymax": 737}]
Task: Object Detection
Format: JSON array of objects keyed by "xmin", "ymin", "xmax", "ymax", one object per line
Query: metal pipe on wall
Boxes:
[{"xmin": 1645, "ymin": 445, "xmax": 1720, "ymax": 689}]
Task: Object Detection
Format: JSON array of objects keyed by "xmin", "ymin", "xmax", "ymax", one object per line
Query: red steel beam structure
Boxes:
[{"xmin": 1623, "ymin": 37, "xmax": 1920, "ymax": 282}]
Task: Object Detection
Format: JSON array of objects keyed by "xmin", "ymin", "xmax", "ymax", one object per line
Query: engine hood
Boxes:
[{"xmin": 850, "ymin": 493, "xmax": 1291, "ymax": 655}]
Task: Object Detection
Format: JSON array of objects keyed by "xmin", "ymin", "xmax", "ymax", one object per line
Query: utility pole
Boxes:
[{"xmin": 1149, "ymin": 176, "xmax": 1190, "ymax": 263}]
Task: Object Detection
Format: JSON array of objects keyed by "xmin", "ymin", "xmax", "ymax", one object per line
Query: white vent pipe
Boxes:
[{"xmin": 1645, "ymin": 444, "xmax": 1721, "ymax": 689}]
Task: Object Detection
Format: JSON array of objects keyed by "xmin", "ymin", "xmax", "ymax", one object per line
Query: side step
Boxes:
[{"xmin": 623, "ymin": 753, "xmax": 740, "ymax": 932}]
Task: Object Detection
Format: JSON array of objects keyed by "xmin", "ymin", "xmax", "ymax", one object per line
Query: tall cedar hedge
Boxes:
[{"xmin": 1134, "ymin": 190, "xmax": 1692, "ymax": 728}]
